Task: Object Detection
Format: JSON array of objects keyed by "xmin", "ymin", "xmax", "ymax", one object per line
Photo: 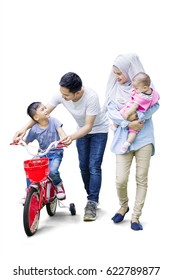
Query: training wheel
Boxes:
[{"xmin": 69, "ymin": 203, "xmax": 76, "ymax": 215}]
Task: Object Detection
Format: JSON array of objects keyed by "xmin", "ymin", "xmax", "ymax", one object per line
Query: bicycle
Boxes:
[{"xmin": 11, "ymin": 140, "xmax": 76, "ymax": 237}]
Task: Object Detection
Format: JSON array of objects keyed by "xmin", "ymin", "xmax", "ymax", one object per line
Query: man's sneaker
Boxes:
[
  {"xmin": 56, "ymin": 183, "xmax": 66, "ymax": 200},
  {"xmin": 83, "ymin": 200, "xmax": 97, "ymax": 221}
]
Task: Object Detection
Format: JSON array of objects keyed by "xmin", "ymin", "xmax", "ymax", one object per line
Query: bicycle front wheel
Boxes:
[{"xmin": 23, "ymin": 187, "xmax": 40, "ymax": 236}]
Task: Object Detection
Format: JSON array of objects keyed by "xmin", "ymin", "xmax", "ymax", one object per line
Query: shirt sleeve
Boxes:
[
  {"xmin": 137, "ymin": 102, "xmax": 160, "ymax": 121},
  {"xmin": 52, "ymin": 117, "xmax": 63, "ymax": 130},
  {"xmin": 86, "ymin": 93, "xmax": 100, "ymax": 116},
  {"xmin": 25, "ymin": 127, "xmax": 36, "ymax": 143},
  {"xmin": 107, "ymin": 101, "xmax": 129, "ymax": 128},
  {"xmin": 48, "ymin": 92, "xmax": 62, "ymax": 107},
  {"xmin": 133, "ymin": 94, "xmax": 152, "ymax": 111}
]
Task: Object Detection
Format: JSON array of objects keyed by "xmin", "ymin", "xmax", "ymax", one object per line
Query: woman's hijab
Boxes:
[{"xmin": 104, "ymin": 53, "xmax": 145, "ymax": 110}]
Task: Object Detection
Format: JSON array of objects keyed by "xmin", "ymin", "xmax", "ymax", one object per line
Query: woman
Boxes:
[{"xmin": 105, "ymin": 53, "xmax": 160, "ymax": 230}]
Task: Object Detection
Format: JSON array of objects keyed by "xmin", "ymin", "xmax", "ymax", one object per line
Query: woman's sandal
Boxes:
[
  {"xmin": 131, "ymin": 221, "xmax": 143, "ymax": 231},
  {"xmin": 111, "ymin": 207, "xmax": 129, "ymax": 223}
]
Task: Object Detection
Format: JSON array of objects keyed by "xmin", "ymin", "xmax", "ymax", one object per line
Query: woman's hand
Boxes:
[{"xmin": 128, "ymin": 120, "xmax": 144, "ymax": 131}]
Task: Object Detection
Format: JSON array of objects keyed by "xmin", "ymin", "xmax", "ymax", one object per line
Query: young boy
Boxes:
[{"xmin": 23, "ymin": 101, "xmax": 67, "ymax": 200}]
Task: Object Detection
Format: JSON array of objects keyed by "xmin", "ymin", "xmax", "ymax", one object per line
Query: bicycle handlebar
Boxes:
[{"xmin": 10, "ymin": 140, "xmax": 68, "ymax": 157}]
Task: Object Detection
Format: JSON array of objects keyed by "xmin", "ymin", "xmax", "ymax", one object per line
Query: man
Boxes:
[{"xmin": 13, "ymin": 72, "xmax": 109, "ymax": 221}]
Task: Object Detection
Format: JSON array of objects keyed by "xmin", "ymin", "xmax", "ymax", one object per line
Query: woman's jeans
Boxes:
[
  {"xmin": 76, "ymin": 133, "xmax": 108, "ymax": 203},
  {"xmin": 27, "ymin": 151, "xmax": 63, "ymax": 187},
  {"xmin": 116, "ymin": 144, "xmax": 152, "ymax": 218}
]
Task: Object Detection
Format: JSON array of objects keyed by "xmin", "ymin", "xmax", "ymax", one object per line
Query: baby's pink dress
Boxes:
[{"xmin": 120, "ymin": 89, "xmax": 160, "ymax": 133}]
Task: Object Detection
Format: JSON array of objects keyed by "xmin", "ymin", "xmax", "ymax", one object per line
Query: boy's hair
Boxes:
[
  {"xmin": 59, "ymin": 72, "xmax": 82, "ymax": 93},
  {"xmin": 27, "ymin": 102, "xmax": 41, "ymax": 120},
  {"xmin": 132, "ymin": 72, "xmax": 151, "ymax": 87}
]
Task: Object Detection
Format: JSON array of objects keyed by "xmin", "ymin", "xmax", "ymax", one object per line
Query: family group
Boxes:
[{"xmin": 13, "ymin": 53, "xmax": 160, "ymax": 231}]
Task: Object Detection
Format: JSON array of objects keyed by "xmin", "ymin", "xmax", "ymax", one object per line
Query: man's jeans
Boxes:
[{"xmin": 76, "ymin": 133, "xmax": 108, "ymax": 203}]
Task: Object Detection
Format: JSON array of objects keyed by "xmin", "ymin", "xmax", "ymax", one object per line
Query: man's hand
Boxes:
[{"xmin": 60, "ymin": 135, "xmax": 73, "ymax": 145}]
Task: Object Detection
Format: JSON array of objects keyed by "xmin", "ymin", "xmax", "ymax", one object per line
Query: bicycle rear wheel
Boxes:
[
  {"xmin": 46, "ymin": 185, "xmax": 57, "ymax": 216},
  {"xmin": 23, "ymin": 187, "xmax": 40, "ymax": 236},
  {"xmin": 46, "ymin": 197, "xmax": 57, "ymax": 216}
]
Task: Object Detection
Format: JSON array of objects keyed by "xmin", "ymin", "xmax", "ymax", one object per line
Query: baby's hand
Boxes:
[
  {"xmin": 126, "ymin": 113, "xmax": 137, "ymax": 121},
  {"xmin": 123, "ymin": 112, "xmax": 129, "ymax": 120}
]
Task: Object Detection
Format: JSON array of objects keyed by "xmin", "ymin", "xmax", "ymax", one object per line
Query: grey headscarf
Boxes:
[{"xmin": 103, "ymin": 53, "xmax": 145, "ymax": 111}]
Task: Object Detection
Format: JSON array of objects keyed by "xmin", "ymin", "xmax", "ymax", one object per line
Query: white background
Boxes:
[{"xmin": 1, "ymin": 0, "xmax": 173, "ymax": 279}]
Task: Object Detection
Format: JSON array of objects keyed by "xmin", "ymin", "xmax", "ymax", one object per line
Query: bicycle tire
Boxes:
[
  {"xmin": 46, "ymin": 184, "xmax": 57, "ymax": 216},
  {"xmin": 69, "ymin": 203, "xmax": 76, "ymax": 216},
  {"xmin": 23, "ymin": 187, "xmax": 40, "ymax": 236}
]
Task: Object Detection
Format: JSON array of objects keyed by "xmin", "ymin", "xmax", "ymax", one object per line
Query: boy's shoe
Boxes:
[
  {"xmin": 56, "ymin": 183, "xmax": 66, "ymax": 200},
  {"xmin": 83, "ymin": 200, "xmax": 97, "ymax": 221}
]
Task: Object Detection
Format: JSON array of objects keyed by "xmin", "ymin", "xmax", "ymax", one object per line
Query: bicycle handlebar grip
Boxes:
[{"xmin": 55, "ymin": 141, "xmax": 68, "ymax": 149}]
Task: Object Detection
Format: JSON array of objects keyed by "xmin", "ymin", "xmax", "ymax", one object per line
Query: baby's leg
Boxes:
[
  {"xmin": 127, "ymin": 132, "xmax": 137, "ymax": 144},
  {"xmin": 120, "ymin": 131, "xmax": 138, "ymax": 153}
]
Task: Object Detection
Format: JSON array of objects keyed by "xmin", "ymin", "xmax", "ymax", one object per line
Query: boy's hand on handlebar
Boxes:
[
  {"xmin": 13, "ymin": 129, "xmax": 26, "ymax": 143},
  {"xmin": 10, "ymin": 139, "xmax": 26, "ymax": 146}
]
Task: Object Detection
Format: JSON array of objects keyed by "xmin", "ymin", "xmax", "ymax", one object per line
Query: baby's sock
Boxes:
[{"xmin": 120, "ymin": 141, "xmax": 131, "ymax": 153}]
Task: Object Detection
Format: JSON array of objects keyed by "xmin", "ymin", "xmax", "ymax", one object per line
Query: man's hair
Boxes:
[
  {"xmin": 59, "ymin": 72, "xmax": 82, "ymax": 93},
  {"xmin": 27, "ymin": 102, "xmax": 41, "ymax": 120},
  {"xmin": 132, "ymin": 72, "xmax": 151, "ymax": 87}
]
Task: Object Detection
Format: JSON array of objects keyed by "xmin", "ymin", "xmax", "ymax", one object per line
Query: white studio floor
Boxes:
[{"xmin": 1, "ymin": 130, "xmax": 172, "ymax": 280}]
